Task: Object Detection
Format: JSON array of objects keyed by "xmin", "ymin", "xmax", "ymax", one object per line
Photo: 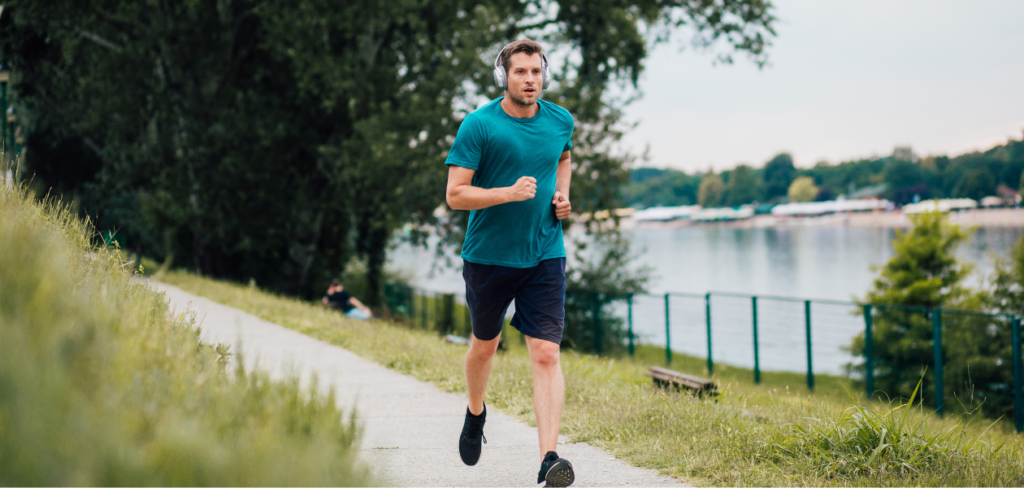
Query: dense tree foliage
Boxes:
[
  {"xmin": 761, "ymin": 152, "xmax": 795, "ymax": 201},
  {"xmin": 1, "ymin": 0, "xmax": 776, "ymax": 305},
  {"xmin": 622, "ymin": 138, "xmax": 1024, "ymax": 209},
  {"xmin": 725, "ymin": 164, "xmax": 760, "ymax": 206},
  {"xmin": 787, "ymin": 176, "xmax": 817, "ymax": 203},
  {"xmin": 621, "ymin": 167, "xmax": 700, "ymax": 207},
  {"xmin": 697, "ymin": 172, "xmax": 725, "ymax": 208}
]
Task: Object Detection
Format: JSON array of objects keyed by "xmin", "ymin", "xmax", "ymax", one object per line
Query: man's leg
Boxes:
[
  {"xmin": 525, "ymin": 335, "xmax": 564, "ymax": 458},
  {"xmin": 466, "ymin": 333, "xmax": 502, "ymax": 415}
]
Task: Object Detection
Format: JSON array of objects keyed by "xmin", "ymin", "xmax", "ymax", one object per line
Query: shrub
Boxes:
[{"xmin": 848, "ymin": 211, "xmax": 1018, "ymax": 419}]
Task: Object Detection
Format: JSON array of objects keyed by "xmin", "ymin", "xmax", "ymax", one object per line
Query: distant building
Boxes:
[{"xmin": 996, "ymin": 184, "xmax": 1021, "ymax": 205}]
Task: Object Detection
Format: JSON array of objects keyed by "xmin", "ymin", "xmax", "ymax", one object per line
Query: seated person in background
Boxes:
[{"xmin": 322, "ymin": 279, "xmax": 373, "ymax": 320}]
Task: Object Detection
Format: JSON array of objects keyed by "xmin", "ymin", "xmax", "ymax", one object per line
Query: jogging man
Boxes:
[{"xmin": 445, "ymin": 39, "xmax": 575, "ymax": 487}]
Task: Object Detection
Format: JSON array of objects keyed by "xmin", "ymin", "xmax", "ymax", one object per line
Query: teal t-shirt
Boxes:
[{"xmin": 445, "ymin": 97, "xmax": 574, "ymax": 268}]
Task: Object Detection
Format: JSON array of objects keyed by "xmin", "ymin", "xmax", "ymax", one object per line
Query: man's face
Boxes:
[{"xmin": 505, "ymin": 52, "xmax": 543, "ymax": 107}]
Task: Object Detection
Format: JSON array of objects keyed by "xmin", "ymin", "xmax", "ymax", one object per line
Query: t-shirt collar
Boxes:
[{"xmin": 498, "ymin": 96, "xmax": 543, "ymax": 123}]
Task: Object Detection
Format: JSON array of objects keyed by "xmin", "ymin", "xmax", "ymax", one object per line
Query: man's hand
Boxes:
[
  {"xmin": 552, "ymin": 191, "xmax": 571, "ymax": 220},
  {"xmin": 507, "ymin": 176, "xmax": 537, "ymax": 202}
]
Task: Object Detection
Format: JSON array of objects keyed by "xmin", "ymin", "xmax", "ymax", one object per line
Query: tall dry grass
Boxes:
[{"xmin": 0, "ymin": 175, "xmax": 371, "ymax": 485}]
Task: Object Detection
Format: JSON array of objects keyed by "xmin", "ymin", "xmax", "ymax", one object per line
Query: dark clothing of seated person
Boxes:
[
  {"xmin": 322, "ymin": 279, "xmax": 372, "ymax": 320},
  {"xmin": 326, "ymin": 289, "xmax": 355, "ymax": 312}
]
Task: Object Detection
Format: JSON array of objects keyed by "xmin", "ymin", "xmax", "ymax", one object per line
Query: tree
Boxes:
[
  {"xmin": 622, "ymin": 168, "xmax": 699, "ymax": 208},
  {"xmin": 725, "ymin": 164, "xmax": 760, "ymax": 206},
  {"xmin": 955, "ymin": 168, "xmax": 997, "ymax": 200},
  {"xmin": 698, "ymin": 173, "xmax": 725, "ymax": 208},
  {"xmin": 849, "ymin": 212, "xmax": 985, "ymax": 407},
  {"xmin": 970, "ymin": 234, "xmax": 1024, "ymax": 419},
  {"xmin": 762, "ymin": 153, "xmax": 796, "ymax": 201},
  {"xmin": 787, "ymin": 176, "xmax": 818, "ymax": 203},
  {"xmin": 884, "ymin": 159, "xmax": 931, "ymax": 205},
  {"xmin": 1, "ymin": 0, "xmax": 777, "ymax": 306}
]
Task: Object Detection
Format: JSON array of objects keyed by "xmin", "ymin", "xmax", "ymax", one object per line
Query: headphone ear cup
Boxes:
[
  {"xmin": 542, "ymin": 65, "xmax": 551, "ymax": 90},
  {"xmin": 493, "ymin": 66, "xmax": 507, "ymax": 91}
]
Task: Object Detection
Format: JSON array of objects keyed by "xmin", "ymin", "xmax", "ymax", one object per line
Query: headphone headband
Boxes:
[{"xmin": 492, "ymin": 42, "xmax": 551, "ymax": 91}]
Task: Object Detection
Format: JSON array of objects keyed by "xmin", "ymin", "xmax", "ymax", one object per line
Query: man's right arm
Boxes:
[{"xmin": 446, "ymin": 166, "xmax": 537, "ymax": 211}]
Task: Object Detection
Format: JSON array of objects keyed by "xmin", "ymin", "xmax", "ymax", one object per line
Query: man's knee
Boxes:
[
  {"xmin": 531, "ymin": 340, "xmax": 560, "ymax": 369},
  {"xmin": 468, "ymin": 335, "xmax": 501, "ymax": 361}
]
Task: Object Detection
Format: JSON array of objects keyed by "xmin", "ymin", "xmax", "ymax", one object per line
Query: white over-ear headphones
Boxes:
[{"xmin": 492, "ymin": 42, "xmax": 551, "ymax": 91}]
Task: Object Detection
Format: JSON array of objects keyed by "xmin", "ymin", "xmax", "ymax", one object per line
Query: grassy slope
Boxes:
[
  {"xmin": 0, "ymin": 188, "xmax": 371, "ymax": 486},
  {"xmin": 161, "ymin": 270, "xmax": 1024, "ymax": 486}
]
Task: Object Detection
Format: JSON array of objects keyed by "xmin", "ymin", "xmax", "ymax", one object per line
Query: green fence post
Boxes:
[
  {"xmin": 805, "ymin": 300, "xmax": 814, "ymax": 391},
  {"xmin": 1011, "ymin": 315, "xmax": 1022, "ymax": 433},
  {"xmin": 706, "ymin": 293, "xmax": 713, "ymax": 374},
  {"xmin": 752, "ymin": 296, "xmax": 760, "ymax": 384},
  {"xmin": 440, "ymin": 293, "xmax": 454, "ymax": 336},
  {"xmin": 864, "ymin": 304, "xmax": 874, "ymax": 397},
  {"xmin": 0, "ymin": 79, "xmax": 7, "ymax": 157},
  {"xmin": 593, "ymin": 293, "xmax": 602, "ymax": 355},
  {"xmin": 421, "ymin": 292, "xmax": 427, "ymax": 329},
  {"xmin": 664, "ymin": 293, "xmax": 672, "ymax": 365},
  {"xmin": 933, "ymin": 308, "xmax": 944, "ymax": 416},
  {"xmin": 434, "ymin": 292, "xmax": 440, "ymax": 332},
  {"xmin": 627, "ymin": 294, "xmax": 634, "ymax": 357},
  {"xmin": 408, "ymin": 288, "xmax": 415, "ymax": 324}
]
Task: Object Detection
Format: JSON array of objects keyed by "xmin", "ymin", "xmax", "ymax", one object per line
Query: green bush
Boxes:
[
  {"xmin": 0, "ymin": 183, "xmax": 371, "ymax": 485},
  {"xmin": 849, "ymin": 211, "xmax": 1019, "ymax": 420}
]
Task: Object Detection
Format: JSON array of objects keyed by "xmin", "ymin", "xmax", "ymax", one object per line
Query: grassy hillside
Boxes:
[
  {"xmin": 0, "ymin": 183, "xmax": 371, "ymax": 485},
  {"xmin": 161, "ymin": 270, "xmax": 1024, "ymax": 486}
]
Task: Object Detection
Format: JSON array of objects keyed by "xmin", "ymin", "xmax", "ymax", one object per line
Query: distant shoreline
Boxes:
[{"xmin": 625, "ymin": 208, "xmax": 1024, "ymax": 230}]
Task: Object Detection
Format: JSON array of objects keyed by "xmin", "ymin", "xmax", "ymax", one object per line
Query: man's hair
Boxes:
[
  {"xmin": 330, "ymin": 279, "xmax": 341, "ymax": 287},
  {"xmin": 500, "ymin": 39, "xmax": 543, "ymax": 76}
]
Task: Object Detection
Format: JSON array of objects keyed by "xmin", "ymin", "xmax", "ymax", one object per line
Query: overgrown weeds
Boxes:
[
  {"xmin": 0, "ymin": 179, "xmax": 371, "ymax": 485},
  {"xmin": 767, "ymin": 380, "xmax": 1013, "ymax": 483}
]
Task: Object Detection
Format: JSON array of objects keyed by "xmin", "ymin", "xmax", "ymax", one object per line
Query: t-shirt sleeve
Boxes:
[
  {"xmin": 562, "ymin": 115, "xmax": 574, "ymax": 152},
  {"xmin": 445, "ymin": 115, "xmax": 485, "ymax": 170}
]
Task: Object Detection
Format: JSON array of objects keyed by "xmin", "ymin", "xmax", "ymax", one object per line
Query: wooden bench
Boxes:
[{"xmin": 644, "ymin": 366, "xmax": 717, "ymax": 396}]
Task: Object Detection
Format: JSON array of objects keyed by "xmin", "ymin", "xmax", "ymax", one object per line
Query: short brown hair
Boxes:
[
  {"xmin": 330, "ymin": 279, "xmax": 341, "ymax": 287},
  {"xmin": 500, "ymin": 39, "xmax": 543, "ymax": 75}
]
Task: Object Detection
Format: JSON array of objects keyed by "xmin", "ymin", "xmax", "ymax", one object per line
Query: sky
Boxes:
[{"xmin": 619, "ymin": 0, "xmax": 1024, "ymax": 172}]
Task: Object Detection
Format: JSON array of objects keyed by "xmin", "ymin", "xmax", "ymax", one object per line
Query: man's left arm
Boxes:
[{"xmin": 552, "ymin": 150, "xmax": 572, "ymax": 220}]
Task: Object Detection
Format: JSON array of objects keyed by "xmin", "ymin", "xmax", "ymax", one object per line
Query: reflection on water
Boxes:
[{"xmin": 390, "ymin": 226, "xmax": 1024, "ymax": 375}]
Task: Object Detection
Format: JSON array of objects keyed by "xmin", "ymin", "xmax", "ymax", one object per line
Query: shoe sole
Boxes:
[{"xmin": 544, "ymin": 459, "xmax": 575, "ymax": 487}]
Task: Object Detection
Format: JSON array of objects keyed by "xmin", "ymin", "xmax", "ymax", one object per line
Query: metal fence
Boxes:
[{"xmin": 384, "ymin": 284, "xmax": 1024, "ymax": 433}]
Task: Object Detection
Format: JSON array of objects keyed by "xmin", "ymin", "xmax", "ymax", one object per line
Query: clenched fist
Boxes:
[
  {"xmin": 552, "ymin": 191, "xmax": 571, "ymax": 220},
  {"xmin": 507, "ymin": 176, "xmax": 537, "ymax": 202}
]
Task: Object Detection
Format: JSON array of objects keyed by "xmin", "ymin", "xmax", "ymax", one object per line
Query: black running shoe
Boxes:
[
  {"xmin": 538, "ymin": 451, "xmax": 574, "ymax": 487},
  {"xmin": 459, "ymin": 404, "xmax": 487, "ymax": 465}
]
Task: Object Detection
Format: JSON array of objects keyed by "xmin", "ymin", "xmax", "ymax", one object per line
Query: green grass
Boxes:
[
  {"xmin": 0, "ymin": 184, "xmax": 372, "ymax": 485},
  {"xmin": 160, "ymin": 270, "xmax": 1024, "ymax": 486}
]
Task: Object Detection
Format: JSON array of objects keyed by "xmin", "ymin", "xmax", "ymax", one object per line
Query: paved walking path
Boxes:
[{"xmin": 153, "ymin": 282, "xmax": 684, "ymax": 487}]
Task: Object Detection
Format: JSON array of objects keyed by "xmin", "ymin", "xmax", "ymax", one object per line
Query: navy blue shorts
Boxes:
[{"xmin": 462, "ymin": 257, "xmax": 566, "ymax": 344}]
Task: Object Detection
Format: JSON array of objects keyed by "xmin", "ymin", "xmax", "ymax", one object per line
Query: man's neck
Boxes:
[{"xmin": 500, "ymin": 95, "xmax": 539, "ymax": 118}]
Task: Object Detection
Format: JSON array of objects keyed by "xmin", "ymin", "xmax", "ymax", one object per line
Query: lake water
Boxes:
[{"xmin": 390, "ymin": 225, "xmax": 1024, "ymax": 375}]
